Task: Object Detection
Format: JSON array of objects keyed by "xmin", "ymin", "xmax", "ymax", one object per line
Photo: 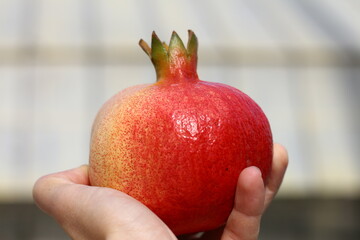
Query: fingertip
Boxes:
[
  {"xmin": 32, "ymin": 173, "xmax": 59, "ymax": 215},
  {"xmin": 271, "ymin": 143, "xmax": 289, "ymax": 186},
  {"xmin": 57, "ymin": 165, "xmax": 90, "ymax": 185},
  {"xmin": 223, "ymin": 166, "xmax": 265, "ymax": 239},
  {"xmin": 32, "ymin": 165, "xmax": 90, "ymax": 214},
  {"xmin": 241, "ymin": 166, "xmax": 262, "ymax": 177},
  {"xmin": 78, "ymin": 164, "xmax": 89, "ymax": 171},
  {"xmin": 32, "ymin": 175, "xmax": 47, "ymax": 205},
  {"xmin": 264, "ymin": 144, "xmax": 289, "ymax": 208},
  {"xmin": 274, "ymin": 143, "xmax": 289, "ymax": 168},
  {"xmin": 235, "ymin": 166, "xmax": 265, "ymax": 216},
  {"xmin": 238, "ymin": 166, "xmax": 263, "ymax": 189}
]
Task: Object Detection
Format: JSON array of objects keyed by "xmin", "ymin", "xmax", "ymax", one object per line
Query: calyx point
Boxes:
[{"xmin": 139, "ymin": 30, "xmax": 199, "ymax": 82}]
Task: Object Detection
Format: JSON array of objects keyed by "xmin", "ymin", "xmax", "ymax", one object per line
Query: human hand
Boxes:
[
  {"xmin": 33, "ymin": 165, "xmax": 177, "ymax": 240},
  {"xmin": 33, "ymin": 143, "xmax": 288, "ymax": 240}
]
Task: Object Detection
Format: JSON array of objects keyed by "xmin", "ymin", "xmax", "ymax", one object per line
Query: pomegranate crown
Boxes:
[{"xmin": 139, "ymin": 30, "xmax": 199, "ymax": 83}]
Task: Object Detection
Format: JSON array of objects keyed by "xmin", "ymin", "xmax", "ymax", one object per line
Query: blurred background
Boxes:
[{"xmin": 0, "ymin": 0, "xmax": 359, "ymax": 239}]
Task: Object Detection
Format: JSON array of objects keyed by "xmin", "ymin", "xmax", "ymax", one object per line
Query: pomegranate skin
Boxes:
[
  {"xmin": 89, "ymin": 80, "xmax": 272, "ymax": 235},
  {"xmin": 89, "ymin": 31, "xmax": 272, "ymax": 235}
]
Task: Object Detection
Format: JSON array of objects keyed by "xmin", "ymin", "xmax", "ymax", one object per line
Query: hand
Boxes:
[
  {"xmin": 33, "ymin": 143, "xmax": 288, "ymax": 240},
  {"xmin": 33, "ymin": 165, "xmax": 177, "ymax": 240}
]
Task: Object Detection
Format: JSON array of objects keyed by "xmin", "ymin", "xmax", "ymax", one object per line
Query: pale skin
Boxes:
[{"xmin": 33, "ymin": 144, "xmax": 288, "ymax": 240}]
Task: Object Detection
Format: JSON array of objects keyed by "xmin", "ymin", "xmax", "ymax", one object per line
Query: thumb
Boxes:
[{"xmin": 222, "ymin": 167, "xmax": 265, "ymax": 240}]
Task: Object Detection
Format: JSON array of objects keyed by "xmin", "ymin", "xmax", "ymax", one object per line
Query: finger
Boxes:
[
  {"xmin": 33, "ymin": 166, "xmax": 178, "ymax": 240},
  {"xmin": 32, "ymin": 165, "xmax": 91, "ymax": 218},
  {"xmin": 33, "ymin": 166, "xmax": 149, "ymax": 239},
  {"xmin": 222, "ymin": 166, "xmax": 265, "ymax": 240},
  {"xmin": 32, "ymin": 166, "xmax": 129, "ymax": 239},
  {"xmin": 264, "ymin": 143, "xmax": 288, "ymax": 208},
  {"xmin": 55, "ymin": 165, "xmax": 90, "ymax": 185}
]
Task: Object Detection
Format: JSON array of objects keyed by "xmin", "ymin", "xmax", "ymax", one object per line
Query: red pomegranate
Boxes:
[{"xmin": 89, "ymin": 30, "xmax": 272, "ymax": 235}]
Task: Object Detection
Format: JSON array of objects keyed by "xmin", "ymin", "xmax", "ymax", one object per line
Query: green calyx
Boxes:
[{"xmin": 139, "ymin": 30, "xmax": 199, "ymax": 83}]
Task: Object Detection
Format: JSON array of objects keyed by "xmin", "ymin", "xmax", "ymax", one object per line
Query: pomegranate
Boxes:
[{"xmin": 89, "ymin": 30, "xmax": 272, "ymax": 235}]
